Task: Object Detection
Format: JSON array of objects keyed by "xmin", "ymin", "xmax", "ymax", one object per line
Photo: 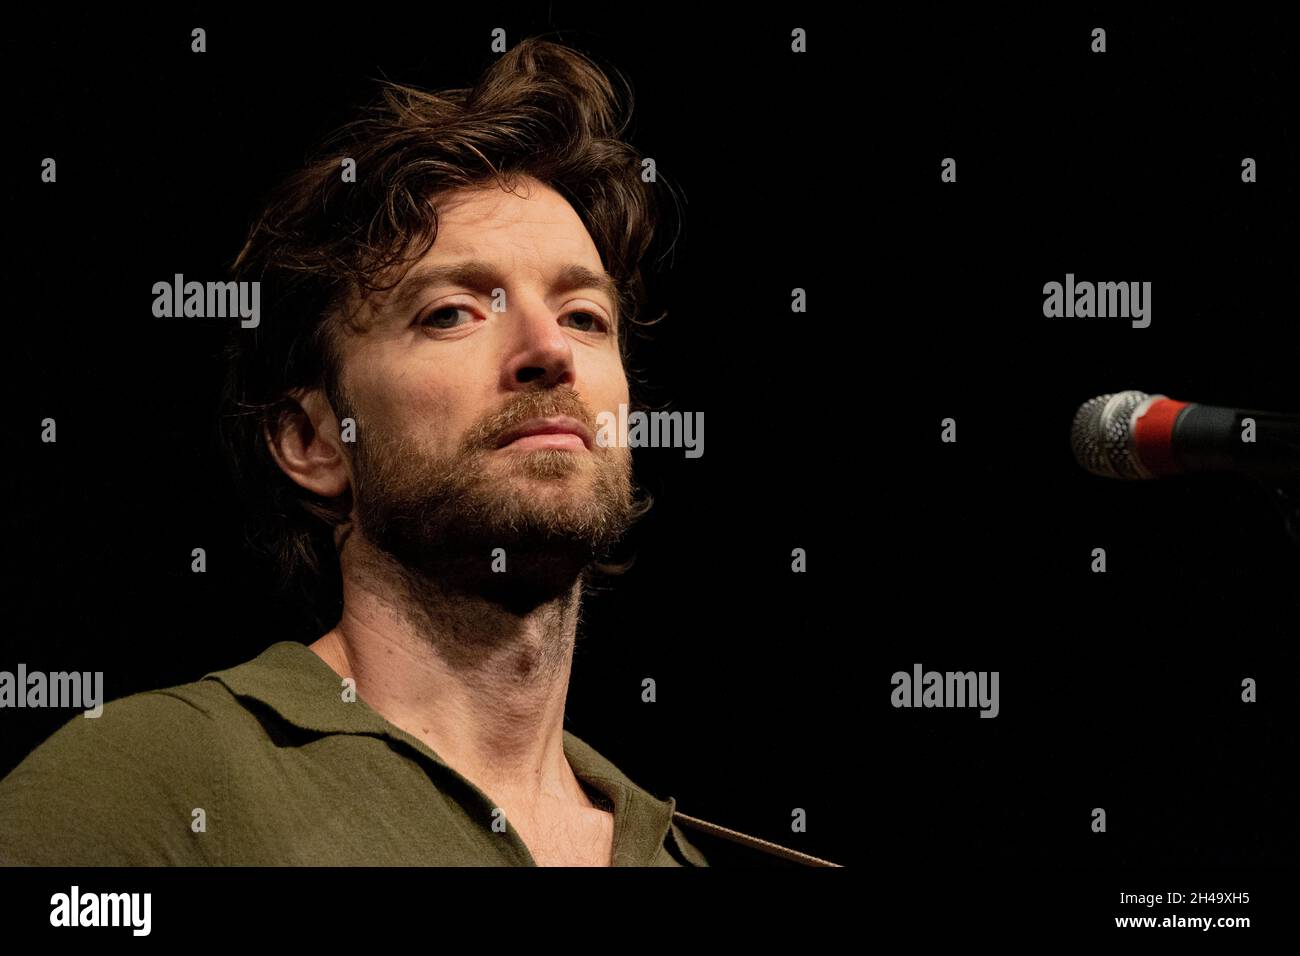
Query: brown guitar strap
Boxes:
[{"xmin": 671, "ymin": 810, "xmax": 844, "ymax": 867}]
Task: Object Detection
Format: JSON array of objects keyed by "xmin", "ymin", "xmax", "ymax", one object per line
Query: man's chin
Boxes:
[
  {"xmin": 489, "ymin": 446, "xmax": 592, "ymax": 481},
  {"xmin": 353, "ymin": 445, "xmax": 635, "ymax": 589}
]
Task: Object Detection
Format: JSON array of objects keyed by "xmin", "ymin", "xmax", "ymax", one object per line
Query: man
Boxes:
[{"xmin": 0, "ymin": 37, "xmax": 830, "ymax": 868}]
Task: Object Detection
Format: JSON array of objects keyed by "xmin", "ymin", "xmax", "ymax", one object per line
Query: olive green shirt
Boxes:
[{"xmin": 0, "ymin": 641, "xmax": 710, "ymax": 866}]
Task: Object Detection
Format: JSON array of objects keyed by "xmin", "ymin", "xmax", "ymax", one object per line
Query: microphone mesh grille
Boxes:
[{"xmin": 1071, "ymin": 390, "xmax": 1153, "ymax": 480}]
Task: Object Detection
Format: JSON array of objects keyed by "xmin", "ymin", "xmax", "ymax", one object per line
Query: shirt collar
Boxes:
[{"xmin": 202, "ymin": 641, "xmax": 680, "ymax": 866}]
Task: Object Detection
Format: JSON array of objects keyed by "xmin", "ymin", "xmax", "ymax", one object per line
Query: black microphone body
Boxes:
[{"xmin": 1171, "ymin": 404, "xmax": 1300, "ymax": 477}]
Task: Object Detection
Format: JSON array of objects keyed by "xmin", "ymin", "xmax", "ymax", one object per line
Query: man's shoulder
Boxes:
[
  {"xmin": 0, "ymin": 665, "xmax": 254, "ymax": 866},
  {"xmin": 7, "ymin": 641, "xmax": 319, "ymax": 762},
  {"xmin": 6, "ymin": 679, "xmax": 230, "ymax": 768}
]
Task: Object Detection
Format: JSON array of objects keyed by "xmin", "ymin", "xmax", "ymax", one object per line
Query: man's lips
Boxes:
[{"xmin": 494, "ymin": 416, "xmax": 593, "ymax": 451}]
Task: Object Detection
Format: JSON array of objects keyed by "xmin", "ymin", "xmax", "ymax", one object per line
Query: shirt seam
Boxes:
[{"xmin": 149, "ymin": 689, "xmax": 226, "ymax": 866}]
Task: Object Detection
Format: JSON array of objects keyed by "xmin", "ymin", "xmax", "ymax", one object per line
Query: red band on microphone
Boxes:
[{"xmin": 1133, "ymin": 398, "xmax": 1190, "ymax": 476}]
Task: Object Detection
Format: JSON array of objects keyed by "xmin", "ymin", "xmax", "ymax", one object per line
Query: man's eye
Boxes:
[
  {"xmin": 419, "ymin": 306, "xmax": 609, "ymax": 333},
  {"xmin": 565, "ymin": 311, "xmax": 610, "ymax": 334},
  {"xmin": 420, "ymin": 306, "xmax": 473, "ymax": 329}
]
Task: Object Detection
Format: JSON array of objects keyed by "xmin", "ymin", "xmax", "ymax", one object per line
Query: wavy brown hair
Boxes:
[{"xmin": 216, "ymin": 37, "xmax": 676, "ymax": 632}]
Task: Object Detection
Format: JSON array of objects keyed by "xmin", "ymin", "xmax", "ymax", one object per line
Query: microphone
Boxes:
[{"xmin": 1071, "ymin": 390, "xmax": 1300, "ymax": 480}]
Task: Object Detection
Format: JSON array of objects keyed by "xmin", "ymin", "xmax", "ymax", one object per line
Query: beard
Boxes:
[{"xmin": 342, "ymin": 386, "xmax": 642, "ymax": 610}]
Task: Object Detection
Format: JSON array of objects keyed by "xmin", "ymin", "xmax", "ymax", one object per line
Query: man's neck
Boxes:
[{"xmin": 308, "ymin": 547, "xmax": 593, "ymax": 816}]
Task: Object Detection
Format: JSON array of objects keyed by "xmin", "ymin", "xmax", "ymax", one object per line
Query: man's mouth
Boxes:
[
  {"xmin": 499, "ymin": 432, "xmax": 588, "ymax": 451},
  {"xmin": 494, "ymin": 416, "xmax": 593, "ymax": 451}
]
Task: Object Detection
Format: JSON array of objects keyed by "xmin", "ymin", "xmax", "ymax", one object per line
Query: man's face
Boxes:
[{"xmin": 327, "ymin": 177, "xmax": 638, "ymax": 594}]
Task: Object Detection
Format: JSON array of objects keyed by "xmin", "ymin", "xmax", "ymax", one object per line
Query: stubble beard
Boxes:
[{"xmin": 347, "ymin": 398, "xmax": 640, "ymax": 613}]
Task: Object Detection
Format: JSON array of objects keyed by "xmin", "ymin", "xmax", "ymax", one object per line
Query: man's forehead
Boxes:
[
  {"xmin": 417, "ymin": 186, "xmax": 599, "ymax": 263},
  {"xmin": 436, "ymin": 177, "xmax": 583, "ymax": 226}
]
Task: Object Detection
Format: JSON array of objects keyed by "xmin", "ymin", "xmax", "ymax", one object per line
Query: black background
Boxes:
[
  {"xmin": 879, "ymin": 7, "xmax": 1299, "ymax": 875},
  {"xmin": 2, "ymin": 0, "xmax": 1297, "ymax": 916}
]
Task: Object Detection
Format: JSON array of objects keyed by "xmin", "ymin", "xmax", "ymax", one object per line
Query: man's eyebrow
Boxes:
[{"xmin": 384, "ymin": 259, "xmax": 621, "ymax": 324}]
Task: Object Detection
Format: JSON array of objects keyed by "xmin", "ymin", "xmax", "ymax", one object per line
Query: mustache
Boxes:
[{"xmin": 474, "ymin": 390, "xmax": 598, "ymax": 450}]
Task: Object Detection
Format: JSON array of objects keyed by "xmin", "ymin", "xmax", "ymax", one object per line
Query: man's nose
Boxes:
[{"xmin": 499, "ymin": 299, "xmax": 577, "ymax": 389}]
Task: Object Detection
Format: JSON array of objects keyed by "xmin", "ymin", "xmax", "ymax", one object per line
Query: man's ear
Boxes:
[{"xmin": 264, "ymin": 388, "xmax": 351, "ymax": 498}]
